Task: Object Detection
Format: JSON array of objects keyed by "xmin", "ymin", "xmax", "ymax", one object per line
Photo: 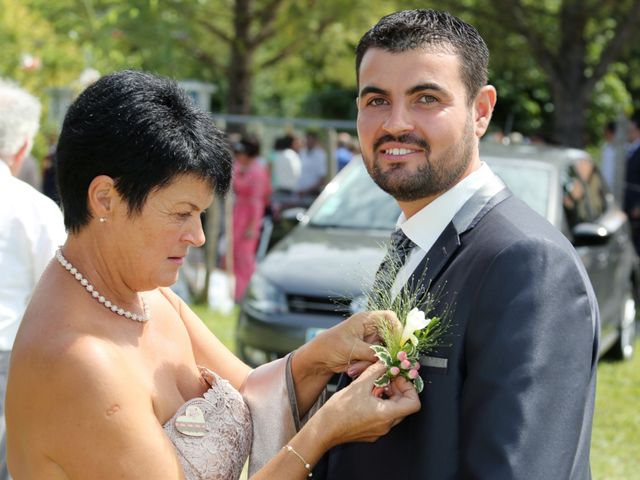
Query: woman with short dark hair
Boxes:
[{"xmin": 5, "ymin": 71, "xmax": 419, "ymax": 480}]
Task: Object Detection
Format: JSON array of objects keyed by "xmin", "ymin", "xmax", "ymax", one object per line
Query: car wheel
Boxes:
[{"xmin": 610, "ymin": 286, "xmax": 636, "ymax": 361}]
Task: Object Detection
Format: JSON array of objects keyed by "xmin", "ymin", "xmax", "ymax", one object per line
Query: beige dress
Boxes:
[
  {"xmin": 162, "ymin": 355, "xmax": 323, "ymax": 480},
  {"xmin": 163, "ymin": 368, "xmax": 252, "ymax": 480}
]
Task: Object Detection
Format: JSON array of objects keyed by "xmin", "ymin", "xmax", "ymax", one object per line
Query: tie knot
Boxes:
[
  {"xmin": 388, "ymin": 229, "xmax": 415, "ymax": 264},
  {"xmin": 390, "ymin": 228, "xmax": 414, "ymax": 251}
]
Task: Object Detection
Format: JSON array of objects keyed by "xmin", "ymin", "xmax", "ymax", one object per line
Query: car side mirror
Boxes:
[{"xmin": 572, "ymin": 222, "xmax": 611, "ymax": 247}]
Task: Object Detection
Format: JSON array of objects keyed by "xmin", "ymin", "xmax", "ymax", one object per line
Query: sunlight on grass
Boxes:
[
  {"xmin": 190, "ymin": 303, "xmax": 239, "ymax": 354},
  {"xmin": 591, "ymin": 339, "xmax": 640, "ymax": 479},
  {"xmin": 193, "ymin": 305, "xmax": 640, "ymax": 478}
]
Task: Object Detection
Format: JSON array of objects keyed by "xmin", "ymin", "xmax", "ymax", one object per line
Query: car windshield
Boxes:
[
  {"xmin": 307, "ymin": 157, "xmax": 552, "ymax": 229},
  {"xmin": 487, "ymin": 159, "xmax": 552, "ymax": 218},
  {"xmin": 308, "ymin": 161, "xmax": 400, "ymax": 230}
]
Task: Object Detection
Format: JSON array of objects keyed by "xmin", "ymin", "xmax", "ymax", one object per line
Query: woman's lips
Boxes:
[{"xmin": 168, "ymin": 257, "xmax": 185, "ymax": 265}]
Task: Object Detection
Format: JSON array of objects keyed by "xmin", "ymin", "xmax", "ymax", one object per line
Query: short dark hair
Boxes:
[
  {"xmin": 605, "ymin": 121, "xmax": 616, "ymax": 134},
  {"xmin": 355, "ymin": 9, "xmax": 489, "ymax": 102},
  {"xmin": 275, "ymin": 134, "xmax": 295, "ymax": 150},
  {"xmin": 236, "ymin": 134, "xmax": 261, "ymax": 158},
  {"xmin": 56, "ymin": 70, "xmax": 232, "ymax": 233}
]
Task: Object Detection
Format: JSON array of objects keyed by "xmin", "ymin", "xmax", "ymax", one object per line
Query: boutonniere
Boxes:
[
  {"xmin": 367, "ymin": 242, "xmax": 452, "ymax": 392},
  {"xmin": 371, "ymin": 307, "xmax": 447, "ymax": 393}
]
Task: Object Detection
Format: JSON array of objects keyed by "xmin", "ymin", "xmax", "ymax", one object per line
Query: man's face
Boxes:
[{"xmin": 356, "ymin": 47, "xmax": 487, "ymax": 205}]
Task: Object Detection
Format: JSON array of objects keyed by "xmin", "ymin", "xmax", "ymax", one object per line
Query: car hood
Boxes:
[{"xmin": 258, "ymin": 225, "xmax": 388, "ymax": 297}]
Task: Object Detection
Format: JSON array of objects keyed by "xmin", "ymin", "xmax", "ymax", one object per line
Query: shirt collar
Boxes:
[{"xmin": 398, "ymin": 162, "xmax": 494, "ymax": 252}]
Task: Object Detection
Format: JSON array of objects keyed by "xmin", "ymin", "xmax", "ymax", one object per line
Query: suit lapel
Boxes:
[{"xmin": 407, "ymin": 173, "xmax": 511, "ymax": 294}]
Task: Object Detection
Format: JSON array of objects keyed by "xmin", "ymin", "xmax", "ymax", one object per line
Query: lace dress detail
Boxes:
[{"xmin": 163, "ymin": 368, "xmax": 253, "ymax": 480}]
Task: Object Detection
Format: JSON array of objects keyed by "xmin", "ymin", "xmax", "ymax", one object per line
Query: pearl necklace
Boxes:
[{"xmin": 55, "ymin": 248, "xmax": 150, "ymax": 322}]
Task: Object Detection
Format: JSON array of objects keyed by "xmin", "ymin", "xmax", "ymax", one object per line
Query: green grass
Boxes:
[
  {"xmin": 194, "ymin": 305, "xmax": 640, "ymax": 477},
  {"xmin": 592, "ymin": 341, "xmax": 640, "ymax": 479},
  {"xmin": 190, "ymin": 303, "xmax": 239, "ymax": 353}
]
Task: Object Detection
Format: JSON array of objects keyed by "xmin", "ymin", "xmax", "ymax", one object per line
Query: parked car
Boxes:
[{"xmin": 236, "ymin": 143, "xmax": 639, "ymax": 368}]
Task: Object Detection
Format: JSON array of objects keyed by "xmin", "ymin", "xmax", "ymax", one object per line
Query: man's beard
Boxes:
[{"xmin": 365, "ymin": 116, "xmax": 475, "ymax": 202}]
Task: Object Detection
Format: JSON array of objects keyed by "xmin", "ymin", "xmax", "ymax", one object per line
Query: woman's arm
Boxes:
[{"xmin": 251, "ymin": 363, "xmax": 420, "ymax": 479}]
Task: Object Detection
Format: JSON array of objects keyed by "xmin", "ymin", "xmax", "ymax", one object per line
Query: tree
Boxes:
[{"xmin": 425, "ymin": 0, "xmax": 640, "ymax": 147}]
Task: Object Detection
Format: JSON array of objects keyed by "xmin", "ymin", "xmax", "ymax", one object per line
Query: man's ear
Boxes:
[
  {"xmin": 87, "ymin": 175, "xmax": 117, "ymax": 220},
  {"xmin": 473, "ymin": 85, "xmax": 497, "ymax": 138},
  {"xmin": 8, "ymin": 138, "xmax": 30, "ymax": 176}
]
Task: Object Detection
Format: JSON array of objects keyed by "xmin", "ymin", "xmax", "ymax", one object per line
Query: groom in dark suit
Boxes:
[{"xmin": 314, "ymin": 9, "xmax": 599, "ymax": 479}]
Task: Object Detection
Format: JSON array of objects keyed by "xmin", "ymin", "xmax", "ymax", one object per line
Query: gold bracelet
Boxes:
[{"xmin": 284, "ymin": 444, "xmax": 313, "ymax": 477}]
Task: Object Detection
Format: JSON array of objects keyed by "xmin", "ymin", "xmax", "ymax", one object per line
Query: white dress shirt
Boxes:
[
  {"xmin": 0, "ymin": 161, "xmax": 66, "ymax": 350},
  {"xmin": 297, "ymin": 146, "xmax": 328, "ymax": 192},
  {"xmin": 392, "ymin": 162, "xmax": 496, "ymax": 297},
  {"xmin": 272, "ymin": 148, "xmax": 302, "ymax": 191}
]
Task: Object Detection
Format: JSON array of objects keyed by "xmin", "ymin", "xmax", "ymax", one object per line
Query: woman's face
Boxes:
[{"xmin": 111, "ymin": 174, "xmax": 214, "ymax": 290}]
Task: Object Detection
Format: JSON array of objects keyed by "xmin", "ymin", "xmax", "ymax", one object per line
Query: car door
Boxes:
[{"xmin": 563, "ymin": 161, "xmax": 618, "ymax": 341}]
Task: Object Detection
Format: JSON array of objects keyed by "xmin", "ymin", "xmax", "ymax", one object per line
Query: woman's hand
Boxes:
[
  {"xmin": 290, "ymin": 310, "xmax": 401, "ymax": 417},
  {"xmin": 312, "ymin": 362, "xmax": 421, "ymax": 449},
  {"xmin": 303, "ymin": 310, "xmax": 402, "ymax": 378}
]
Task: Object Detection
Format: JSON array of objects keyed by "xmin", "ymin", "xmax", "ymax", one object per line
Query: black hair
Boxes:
[
  {"xmin": 274, "ymin": 134, "xmax": 295, "ymax": 151},
  {"xmin": 605, "ymin": 121, "xmax": 616, "ymax": 134},
  {"xmin": 355, "ymin": 9, "xmax": 489, "ymax": 102},
  {"xmin": 236, "ymin": 134, "xmax": 261, "ymax": 158},
  {"xmin": 56, "ymin": 70, "xmax": 232, "ymax": 233}
]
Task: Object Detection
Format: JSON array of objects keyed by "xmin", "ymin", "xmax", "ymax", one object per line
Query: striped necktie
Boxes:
[{"xmin": 368, "ymin": 228, "xmax": 416, "ymax": 308}]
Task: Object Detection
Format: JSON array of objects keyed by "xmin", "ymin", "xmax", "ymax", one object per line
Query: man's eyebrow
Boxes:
[
  {"xmin": 359, "ymin": 83, "xmax": 447, "ymax": 98},
  {"xmin": 359, "ymin": 86, "xmax": 388, "ymax": 97},
  {"xmin": 406, "ymin": 83, "xmax": 446, "ymax": 96}
]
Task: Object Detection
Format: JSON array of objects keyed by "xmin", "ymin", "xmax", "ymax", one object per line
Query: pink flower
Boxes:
[
  {"xmin": 413, "ymin": 362, "xmax": 421, "ymax": 371},
  {"xmin": 389, "ymin": 366, "xmax": 400, "ymax": 376},
  {"xmin": 397, "ymin": 351, "xmax": 408, "ymax": 362},
  {"xmin": 401, "ymin": 359, "xmax": 411, "ymax": 369},
  {"xmin": 408, "ymin": 369, "xmax": 419, "ymax": 379}
]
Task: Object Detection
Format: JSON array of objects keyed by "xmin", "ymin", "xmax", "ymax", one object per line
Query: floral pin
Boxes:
[
  {"xmin": 366, "ymin": 239, "xmax": 452, "ymax": 393},
  {"xmin": 371, "ymin": 307, "xmax": 444, "ymax": 393}
]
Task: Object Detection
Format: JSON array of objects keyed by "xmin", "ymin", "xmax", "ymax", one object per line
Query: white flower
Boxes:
[{"xmin": 401, "ymin": 308, "xmax": 431, "ymax": 346}]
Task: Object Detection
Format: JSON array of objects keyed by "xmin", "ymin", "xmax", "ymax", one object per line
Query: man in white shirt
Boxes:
[
  {"xmin": 297, "ymin": 130, "xmax": 327, "ymax": 195},
  {"xmin": 271, "ymin": 134, "xmax": 302, "ymax": 193},
  {"xmin": 0, "ymin": 80, "xmax": 66, "ymax": 479}
]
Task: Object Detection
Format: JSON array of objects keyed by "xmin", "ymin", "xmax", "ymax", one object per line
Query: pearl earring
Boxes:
[{"xmin": 99, "ymin": 217, "xmax": 106, "ymax": 223}]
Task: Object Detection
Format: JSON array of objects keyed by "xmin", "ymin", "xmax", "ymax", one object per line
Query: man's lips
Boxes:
[{"xmin": 168, "ymin": 256, "xmax": 185, "ymax": 265}]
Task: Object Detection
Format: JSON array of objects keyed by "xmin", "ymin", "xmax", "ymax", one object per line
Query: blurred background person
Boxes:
[
  {"xmin": 623, "ymin": 114, "xmax": 640, "ymax": 254},
  {"xmin": 232, "ymin": 136, "xmax": 271, "ymax": 301},
  {"xmin": 271, "ymin": 134, "xmax": 301, "ymax": 194},
  {"xmin": 41, "ymin": 131, "xmax": 61, "ymax": 205},
  {"xmin": 600, "ymin": 120, "xmax": 617, "ymax": 190},
  {"xmin": 297, "ymin": 129, "xmax": 327, "ymax": 196},
  {"xmin": 0, "ymin": 79, "xmax": 66, "ymax": 480},
  {"xmin": 336, "ymin": 132, "xmax": 355, "ymax": 172}
]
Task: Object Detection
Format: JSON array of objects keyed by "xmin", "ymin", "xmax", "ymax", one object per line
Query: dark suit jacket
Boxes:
[{"xmin": 316, "ymin": 177, "xmax": 599, "ymax": 479}]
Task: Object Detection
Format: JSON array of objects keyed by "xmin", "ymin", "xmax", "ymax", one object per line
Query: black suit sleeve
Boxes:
[{"xmin": 460, "ymin": 237, "xmax": 597, "ymax": 479}]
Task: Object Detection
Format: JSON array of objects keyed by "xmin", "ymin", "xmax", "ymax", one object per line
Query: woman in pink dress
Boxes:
[{"xmin": 232, "ymin": 136, "xmax": 271, "ymax": 301}]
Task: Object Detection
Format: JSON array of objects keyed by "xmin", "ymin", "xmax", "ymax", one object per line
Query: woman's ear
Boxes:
[{"xmin": 87, "ymin": 175, "xmax": 117, "ymax": 220}]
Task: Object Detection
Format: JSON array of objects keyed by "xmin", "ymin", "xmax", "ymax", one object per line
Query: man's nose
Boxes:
[{"xmin": 382, "ymin": 104, "xmax": 415, "ymax": 136}]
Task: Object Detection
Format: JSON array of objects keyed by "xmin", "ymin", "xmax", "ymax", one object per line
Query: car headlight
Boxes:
[{"xmin": 244, "ymin": 273, "xmax": 288, "ymax": 314}]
